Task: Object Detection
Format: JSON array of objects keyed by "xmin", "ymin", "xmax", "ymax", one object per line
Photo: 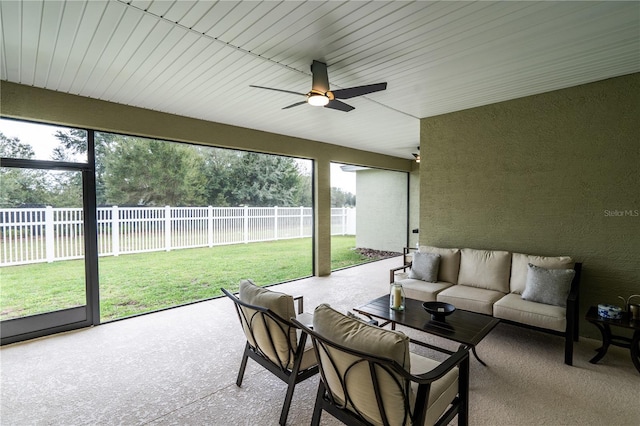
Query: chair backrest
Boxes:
[
  {"xmin": 223, "ymin": 280, "xmax": 298, "ymax": 370},
  {"xmin": 302, "ymin": 304, "xmax": 417, "ymax": 425}
]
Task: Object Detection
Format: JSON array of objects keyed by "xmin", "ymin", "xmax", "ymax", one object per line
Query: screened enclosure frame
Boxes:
[
  {"xmin": 0, "ymin": 117, "xmax": 317, "ymax": 344},
  {"xmin": 0, "ymin": 126, "xmax": 99, "ymax": 345}
]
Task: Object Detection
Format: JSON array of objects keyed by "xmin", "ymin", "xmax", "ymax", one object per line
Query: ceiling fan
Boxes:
[{"xmin": 250, "ymin": 60, "xmax": 387, "ymax": 112}]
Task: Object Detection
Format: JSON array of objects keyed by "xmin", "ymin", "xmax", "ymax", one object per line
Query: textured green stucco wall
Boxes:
[{"xmin": 420, "ymin": 73, "xmax": 640, "ymax": 338}]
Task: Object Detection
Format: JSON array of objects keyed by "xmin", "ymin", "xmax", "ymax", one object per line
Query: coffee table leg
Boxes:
[
  {"xmin": 589, "ymin": 322, "xmax": 611, "ymax": 364},
  {"xmin": 471, "ymin": 346, "xmax": 488, "ymax": 366},
  {"xmin": 631, "ymin": 330, "xmax": 640, "ymax": 374}
]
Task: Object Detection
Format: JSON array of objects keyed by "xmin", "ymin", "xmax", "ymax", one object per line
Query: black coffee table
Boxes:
[{"xmin": 354, "ymin": 295, "xmax": 499, "ymax": 365}]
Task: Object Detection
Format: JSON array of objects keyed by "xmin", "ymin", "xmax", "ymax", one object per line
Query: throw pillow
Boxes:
[
  {"xmin": 238, "ymin": 279, "xmax": 297, "ymax": 357},
  {"xmin": 313, "ymin": 304, "xmax": 410, "ymax": 369},
  {"xmin": 521, "ymin": 264, "xmax": 575, "ymax": 307},
  {"xmin": 408, "ymin": 252, "xmax": 440, "ymax": 282}
]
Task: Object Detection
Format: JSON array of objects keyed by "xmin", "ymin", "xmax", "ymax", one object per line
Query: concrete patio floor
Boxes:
[{"xmin": 1, "ymin": 256, "xmax": 638, "ymax": 425}]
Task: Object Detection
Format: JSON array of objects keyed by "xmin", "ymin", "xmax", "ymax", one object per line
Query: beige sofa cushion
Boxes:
[
  {"xmin": 418, "ymin": 246, "xmax": 461, "ymax": 284},
  {"xmin": 313, "ymin": 304, "xmax": 411, "ymax": 425},
  {"xmin": 239, "ymin": 279, "xmax": 297, "ymax": 367},
  {"xmin": 510, "ymin": 253, "xmax": 574, "ymax": 294},
  {"xmin": 457, "ymin": 248, "xmax": 511, "ymax": 293},
  {"xmin": 397, "ymin": 278, "xmax": 454, "ymax": 302},
  {"xmin": 436, "ymin": 285, "xmax": 504, "ymax": 316},
  {"xmin": 494, "ymin": 293, "xmax": 566, "ymax": 332}
]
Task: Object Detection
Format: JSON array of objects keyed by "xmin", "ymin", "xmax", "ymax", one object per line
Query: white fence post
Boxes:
[
  {"xmin": 243, "ymin": 205, "xmax": 249, "ymax": 244},
  {"xmin": 208, "ymin": 206, "xmax": 214, "ymax": 247},
  {"xmin": 112, "ymin": 206, "xmax": 120, "ymax": 256},
  {"xmin": 45, "ymin": 206, "xmax": 54, "ymax": 263},
  {"xmin": 274, "ymin": 206, "xmax": 278, "ymax": 240},
  {"xmin": 299, "ymin": 206, "xmax": 304, "ymax": 237},
  {"xmin": 165, "ymin": 206, "xmax": 171, "ymax": 251},
  {"xmin": 342, "ymin": 207, "xmax": 346, "ymax": 235}
]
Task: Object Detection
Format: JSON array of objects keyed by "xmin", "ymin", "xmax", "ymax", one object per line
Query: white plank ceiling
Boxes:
[{"xmin": 1, "ymin": 1, "xmax": 638, "ymax": 159}]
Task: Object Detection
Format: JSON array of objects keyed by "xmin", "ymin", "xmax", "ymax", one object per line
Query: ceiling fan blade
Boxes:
[
  {"xmin": 311, "ymin": 60, "xmax": 330, "ymax": 93},
  {"xmin": 282, "ymin": 101, "xmax": 308, "ymax": 110},
  {"xmin": 249, "ymin": 85, "xmax": 306, "ymax": 97},
  {"xmin": 324, "ymin": 100, "xmax": 354, "ymax": 112},
  {"xmin": 331, "ymin": 82, "xmax": 387, "ymax": 99}
]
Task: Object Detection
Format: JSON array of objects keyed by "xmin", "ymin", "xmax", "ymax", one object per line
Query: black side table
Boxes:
[{"xmin": 585, "ymin": 306, "xmax": 640, "ymax": 373}]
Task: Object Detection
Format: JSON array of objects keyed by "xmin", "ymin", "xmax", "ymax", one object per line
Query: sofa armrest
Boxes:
[
  {"xmin": 389, "ymin": 265, "xmax": 410, "ymax": 283},
  {"xmin": 403, "ymin": 246, "xmax": 416, "ymax": 265}
]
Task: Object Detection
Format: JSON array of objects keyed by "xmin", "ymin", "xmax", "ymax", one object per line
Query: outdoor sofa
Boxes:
[{"xmin": 390, "ymin": 246, "xmax": 582, "ymax": 365}]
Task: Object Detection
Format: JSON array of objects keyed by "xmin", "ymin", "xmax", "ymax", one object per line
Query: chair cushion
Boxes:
[
  {"xmin": 313, "ymin": 304, "xmax": 411, "ymax": 425},
  {"xmin": 313, "ymin": 304, "xmax": 410, "ymax": 368},
  {"xmin": 295, "ymin": 329, "xmax": 318, "ymax": 371},
  {"xmin": 409, "ymin": 252, "xmax": 440, "ymax": 282},
  {"xmin": 295, "ymin": 312, "xmax": 318, "ymax": 370},
  {"xmin": 494, "ymin": 293, "xmax": 566, "ymax": 332},
  {"xmin": 457, "ymin": 248, "xmax": 511, "ymax": 293},
  {"xmin": 397, "ymin": 278, "xmax": 453, "ymax": 302},
  {"xmin": 521, "ymin": 264, "xmax": 575, "ymax": 307},
  {"xmin": 510, "ymin": 253, "xmax": 574, "ymax": 294},
  {"xmin": 409, "ymin": 353, "xmax": 459, "ymax": 426},
  {"xmin": 238, "ymin": 279, "xmax": 298, "ymax": 367},
  {"xmin": 436, "ymin": 285, "xmax": 504, "ymax": 316},
  {"xmin": 418, "ymin": 246, "xmax": 461, "ymax": 284}
]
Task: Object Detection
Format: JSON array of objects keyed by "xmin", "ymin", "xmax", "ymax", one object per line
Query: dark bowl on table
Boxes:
[{"xmin": 422, "ymin": 301, "xmax": 456, "ymax": 321}]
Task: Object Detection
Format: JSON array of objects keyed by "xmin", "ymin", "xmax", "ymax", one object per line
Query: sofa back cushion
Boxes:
[
  {"xmin": 457, "ymin": 248, "xmax": 511, "ymax": 293},
  {"xmin": 510, "ymin": 253, "xmax": 574, "ymax": 294},
  {"xmin": 418, "ymin": 245, "xmax": 461, "ymax": 284}
]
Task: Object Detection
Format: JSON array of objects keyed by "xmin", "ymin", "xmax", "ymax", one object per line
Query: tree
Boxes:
[
  {"xmin": 200, "ymin": 148, "xmax": 240, "ymax": 206},
  {"xmin": 292, "ymin": 173, "xmax": 312, "ymax": 206},
  {"xmin": 331, "ymin": 187, "xmax": 356, "ymax": 207},
  {"xmin": 227, "ymin": 152, "xmax": 302, "ymax": 206},
  {"xmin": 0, "ymin": 133, "xmax": 49, "ymax": 207},
  {"xmin": 102, "ymin": 136, "xmax": 206, "ymax": 206},
  {"xmin": 48, "ymin": 129, "xmax": 314, "ymax": 208},
  {"xmin": 54, "ymin": 130, "xmax": 116, "ymax": 205}
]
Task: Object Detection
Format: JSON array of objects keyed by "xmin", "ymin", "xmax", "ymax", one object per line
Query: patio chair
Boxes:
[
  {"xmin": 292, "ymin": 304, "xmax": 470, "ymax": 426},
  {"xmin": 222, "ymin": 280, "xmax": 318, "ymax": 425}
]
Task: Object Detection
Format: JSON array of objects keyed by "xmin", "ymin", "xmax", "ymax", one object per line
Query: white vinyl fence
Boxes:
[{"xmin": 0, "ymin": 206, "xmax": 356, "ymax": 266}]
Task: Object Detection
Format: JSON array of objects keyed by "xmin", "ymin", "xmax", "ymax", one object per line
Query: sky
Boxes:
[
  {"xmin": 0, "ymin": 118, "xmax": 69, "ymax": 161},
  {"xmin": 0, "ymin": 118, "xmax": 356, "ymax": 194}
]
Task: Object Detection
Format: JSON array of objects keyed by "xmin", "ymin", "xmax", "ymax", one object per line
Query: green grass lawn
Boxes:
[{"xmin": 0, "ymin": 236, "xmax": 383, "ymax": 322}]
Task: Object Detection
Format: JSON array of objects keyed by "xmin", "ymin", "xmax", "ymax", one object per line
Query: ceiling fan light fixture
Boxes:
[{"xmin": 308, "ymin": 93, "xmax": 329, "ymax": 106}]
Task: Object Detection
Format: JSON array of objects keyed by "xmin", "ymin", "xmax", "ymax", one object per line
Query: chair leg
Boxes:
[
  {"xmin": 458, "ymin": 355, "xmax": 470, "ymax": 426},
  {"xmin": 311, "ymin": 381, "xmax": 325, "ymax": 426},
  {"xmin": 279, "ymin": 374, "xmax": 298, "ymax": 426},
  {"xmin": 236, "ymin": 343, "xmax": 250, "ymax": 387}
]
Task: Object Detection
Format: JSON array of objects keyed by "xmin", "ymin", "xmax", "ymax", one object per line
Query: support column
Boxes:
[{"xmin": 314, "ymin": 158, "xmax": 331, "ymax": 276}]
